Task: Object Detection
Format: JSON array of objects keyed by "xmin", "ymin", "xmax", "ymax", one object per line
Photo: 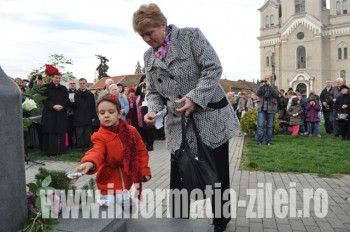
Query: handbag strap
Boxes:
[
  {"xmin": 180, "ymin": 113, "xmax": 207, "ymax": 152},
  {"xmin": 180, "ymin": 113, "xmax": 187, "ymax": 147}
]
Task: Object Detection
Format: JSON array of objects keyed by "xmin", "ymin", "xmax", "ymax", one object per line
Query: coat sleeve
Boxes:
[
  {"xmin": 130, "ymin": 126, "xmax": 151, "ymax": 177},
  {"xmin": 41, "ymin": 85, "xmax": 55, "ymax": 110},
  {"xmin": 183, "ymin": 28, "xmax": 223, "ymax": 109},
  {"xmin": 81, "ymin": 133, "xmax": 106, "ymax": 175}
]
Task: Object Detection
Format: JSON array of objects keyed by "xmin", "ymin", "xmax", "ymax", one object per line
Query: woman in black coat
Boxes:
[
  {"xmin": 41, "ymin": 65, "xmax": 69, "ymax": 155},
  {"xmin": 334, "ymin": 85, "xmax": 350, "ymax": 140}
]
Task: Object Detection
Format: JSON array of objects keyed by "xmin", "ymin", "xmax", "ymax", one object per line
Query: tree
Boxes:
[
  {"xmin": 29, "ymin": 53, "xmax": 75, "ymax": 82},
  {"xmin": 96, "ymin": 55, "xmax": 110, "ymax": 79},
  {"xmin": 135, "ymin": 61, "xmax": 143, "ymax": 74}
]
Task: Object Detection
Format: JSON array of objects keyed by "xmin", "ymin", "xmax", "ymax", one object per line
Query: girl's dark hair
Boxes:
[
  {"xmin": 96, "ymin": 94, "xmax": 121, "ymax": 113},
  {"xmin": 291, "ymin": 97, "xmax": 298, "ymax": 106}
]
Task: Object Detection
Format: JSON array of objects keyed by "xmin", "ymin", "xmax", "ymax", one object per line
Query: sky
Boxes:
[{"xmin": 0, "ymin": 0, "xmax": 264, "ymax": 83}]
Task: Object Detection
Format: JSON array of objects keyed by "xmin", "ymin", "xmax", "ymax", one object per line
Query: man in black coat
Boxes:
[
  {"xmin": 41, "ymin": 65, "xmax": 69, "ymax": 155},
  {"xmin": 67, "ymin": 80, "xmax": 76, "ymax": 149},
  {"xmin": 320, "ymin": 79, "xmax": 334, "ymax": 134},
  {"xmin": 73, "ymin": 78, "xmax": 97, "ymax": 152}
]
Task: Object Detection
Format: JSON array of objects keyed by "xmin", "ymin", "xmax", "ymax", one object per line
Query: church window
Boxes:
[
  {"xmin": 266, "ymin": 56, "xmax": 270, "ymax": 67},
  {"xmin": 344, "ymin": 47, "xmax": 348, "ymax": 59},
  {"xmin": 336, "ymin": 1, "xmax": 341, "ymax": 15},
  {"xmin": 297, "ymin": 32, "xmax": 304, "ymax": 40},
  {"xmin": 322, "ymin": 0, "xmax": 327, "ymax": 7},
  {"xmin": 265, "ymin": 16, "xmax": 270, "ymax": 28},
  {"xmin": 270, "ymin": 15, "xmax": 274, "ymax": 26},
  {"xmin": 297, "ymin": 46, "xmax": 306, "ymax": 69},
  {"xmin": 343, "ymin": 0, "xmax": 348, "ymax": 14},
  {"xmin": 295, "ymin": 0, "xmax": 305, "ymax": 13},
  {"xmin": 340, "ymin": 70, "xmax": 346, "ymax": 79},
  {"xmin": 338, "ymin": 48, "xmax": 342, "ymax": 59}
]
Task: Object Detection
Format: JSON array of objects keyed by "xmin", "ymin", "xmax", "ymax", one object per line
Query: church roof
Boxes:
[{"xmin": 260, "ymin": 0, "xmax": 280, "ymax": 11}]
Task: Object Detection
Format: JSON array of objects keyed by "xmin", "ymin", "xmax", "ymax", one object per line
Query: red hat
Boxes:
[
  {"xmin": 45, "ymin": 64, "xmax": 61, "ymax": 76},
  {"xmin": 128, "ymin": 87, "xmax": 135, "ymax": 93}
]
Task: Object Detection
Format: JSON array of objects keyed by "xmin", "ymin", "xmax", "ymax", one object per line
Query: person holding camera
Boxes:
[{"xmin": 256, "ymin": 74, "xmax": 279, "ymax": 145}]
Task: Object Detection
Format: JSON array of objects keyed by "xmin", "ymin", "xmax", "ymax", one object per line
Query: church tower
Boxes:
[{"xmin": 258, "ymin": 0, "xmax": 350, "ymax": 94}]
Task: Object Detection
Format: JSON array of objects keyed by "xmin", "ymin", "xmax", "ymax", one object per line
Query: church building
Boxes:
[{"xmin": 258, "ymin": 0, "xmax": 350, "ymax": 94}]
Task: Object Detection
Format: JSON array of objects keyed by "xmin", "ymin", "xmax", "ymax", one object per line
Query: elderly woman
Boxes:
[
  {"xmin": 334, "ymin": 85, "xmax": 350, "ymax": 140},
  {"xmin": 133, "ymin": 3, "xmax": 239, "ymax": 231}
]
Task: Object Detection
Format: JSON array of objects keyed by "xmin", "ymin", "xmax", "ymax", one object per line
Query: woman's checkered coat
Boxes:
[{"xmin": 144, "ymin": 24, "xmax": 240, "ymax": 154}]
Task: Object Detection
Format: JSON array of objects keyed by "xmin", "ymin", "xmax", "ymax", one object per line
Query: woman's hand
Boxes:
[
  {"xmin": 69, "ymin": 162, "xmax": 94, "ymax": 184},
  {"xmin": 175, "ymin": 97, "xmax": 195, "ymax": 117},
  {"xmin": 144, "ymin": 111, "xmax": 156, "ymax": 126}
]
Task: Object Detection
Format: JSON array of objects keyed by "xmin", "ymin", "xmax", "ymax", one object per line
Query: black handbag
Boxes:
[
  {"xmin": 336, "ymin": 110, "xmax": 349, "ymax": 122},
  {"xmin": 173, "ymin": 113, "xmax": 218, "ymax": 195}
]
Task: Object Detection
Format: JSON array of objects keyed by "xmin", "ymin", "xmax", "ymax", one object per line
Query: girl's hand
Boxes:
[
  {"xmin": 69, "ymin": 162, "xmax": 94, "ymax": 184},
  {"xmin": 142, "ymin": 175, "xmax": 151, "ymax": 182}
]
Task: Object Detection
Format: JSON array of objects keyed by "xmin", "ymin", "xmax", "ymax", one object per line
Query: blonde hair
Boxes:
[
  {"xmin": 109, "ymin": 84, "xmax": 117, "ymax": 91},
  {"xmin": 132, "ymin": 3, "xmax": 167, "ymax": 33}
]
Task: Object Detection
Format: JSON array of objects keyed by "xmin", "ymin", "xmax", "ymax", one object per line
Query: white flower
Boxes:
[{"xmin": 22, "ymin": 98, "xmax": 37, "ymax": 112}]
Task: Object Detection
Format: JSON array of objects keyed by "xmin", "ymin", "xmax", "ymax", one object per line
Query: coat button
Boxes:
[
  {"xmin": 169, "ymin": 75, "xmax": 174, "ymax": 80},
  {"xmin": 178, "ymin": 95, "xmax": 182, "ymax": 99},
  {"xmin": 158, "ymin": 78, "xmax": 162, "ymax": 83},
  {"xmin": 173, "ymin": 113, "xmax": 177, "ymax": 117}
]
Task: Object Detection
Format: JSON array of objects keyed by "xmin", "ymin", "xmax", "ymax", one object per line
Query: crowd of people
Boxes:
[
  {"xmin": 226, "ymin": 76, "xmax": 350, "ymax": 143},
  {"xmin": 15, "ymin": 69, "xmax": 165, "ymax": 156}
]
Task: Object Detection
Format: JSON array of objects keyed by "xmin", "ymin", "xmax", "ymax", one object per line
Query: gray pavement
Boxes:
[{"xmin": 25, "ymin": 135, "xmax": 350, "ymax": 232}]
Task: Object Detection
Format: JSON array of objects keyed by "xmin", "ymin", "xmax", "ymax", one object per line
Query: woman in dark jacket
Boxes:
[{"xmin": 334, "ymin": 85, "xmax": 350, "ymax": 140}]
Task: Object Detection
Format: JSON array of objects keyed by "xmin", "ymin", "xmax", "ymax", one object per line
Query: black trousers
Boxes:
[
  {"xmin": 67, "ymin": 115, "xmax": 75, "ymax": 148},
  {"xmin": 169, "ymin": 141, "xmax": 230, "ymax": 226},
  {"xmin": 75, "ymin": 126, "xmax": 92, "ymax": 149},
  {"xmin": 323, "ymin": 111, "xmax": 333, "ymax": 134}
]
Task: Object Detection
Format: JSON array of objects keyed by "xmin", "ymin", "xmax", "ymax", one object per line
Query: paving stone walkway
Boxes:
[{"xmin": 25, "ymin": 134, "xmax": 350, "ymax": 232}]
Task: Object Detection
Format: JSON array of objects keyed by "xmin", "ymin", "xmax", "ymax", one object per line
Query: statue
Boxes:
[{"xmin": 96, "ymin": 55, "xmax": 110, "ymax": 79}]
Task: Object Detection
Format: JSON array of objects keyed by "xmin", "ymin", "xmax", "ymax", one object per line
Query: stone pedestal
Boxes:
[{"xmin": 0, "ymin": 66, "xmax": 27, "ymax": 231}]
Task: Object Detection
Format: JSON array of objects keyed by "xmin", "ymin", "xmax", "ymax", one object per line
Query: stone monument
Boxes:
[{"xmin": 0, "ymin": 66, "xmax": 27, "ymax": 231}]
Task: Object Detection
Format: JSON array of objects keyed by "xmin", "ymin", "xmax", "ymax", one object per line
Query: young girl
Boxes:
[
  {"xmin": 305, "ymin": 95, "xmax": 321, "ymax": 137},
  {"xmin": 287, "ymin": 97, "xmax": 303, "ymax": 136},
  {"xmin": 70, "ymin": 94, "xmax": 151, "ymax": 207}
]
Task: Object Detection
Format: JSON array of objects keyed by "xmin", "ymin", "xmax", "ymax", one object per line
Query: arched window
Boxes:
[
  {"xmin": 336, "ymin": 1, "xmax": 341, "ymax": 15},
  {"xmin": 297, "ymin": 46, "xmax": 306, "ymax": 69},
  {"xmin": 322, "ymin": 0, "xmax": 327, "ymax": 7},
  {"xmin": 295, "ymin": 0, "xmax": 305, "ymax": 13},
  {"xmin": 343, "ymin": 0, "xmax": 348, "ymax": 14},
  {"xmin": 270, "ymin": 15, "xmax": 274, "ymax": 26},
  {"xmin": 340, "ymin": 70, "xmax": 346, "ymax": 79},
  {"xmin": 338, "ymin": 48, "xmax": 342, "ymax": 59},
  {"xmin": 345, "ymin": 47, "xmax": 348, "ymax": 59},
  {"xmin": 266, "ymin": 56, "xmax": 270, "ymax": 67},
  {"xmin": 265, "ymin": 16, "xmax": 270, "ymax": 28}
]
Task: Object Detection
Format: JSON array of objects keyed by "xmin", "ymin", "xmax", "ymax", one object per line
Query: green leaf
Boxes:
[
  {"xmin": 32, "ymin": 94, "xmax": 47, "ymax": 101},
  {"xmin": 42, "ymin": 175, "xmax": 52, "ymax": 188},
  {"xmin": 23, "ymin": 118, "xmax": 33, "ymax": 131},
  {"xmin": 35, "ymin": 196, "xmax": 41, "ymax": 208},
  {"xmin": 27, "ymin": 183, "xmax": 38, "ymax": 192}
]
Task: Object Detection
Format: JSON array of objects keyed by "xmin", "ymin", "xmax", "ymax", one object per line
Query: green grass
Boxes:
[
  {"xmin": 241, "ymin": 124, "xmax": 350, "ymax": 177},
  {"xmin": 27, "ymin": 148, "xmax": 85, "ymax": 162}
]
